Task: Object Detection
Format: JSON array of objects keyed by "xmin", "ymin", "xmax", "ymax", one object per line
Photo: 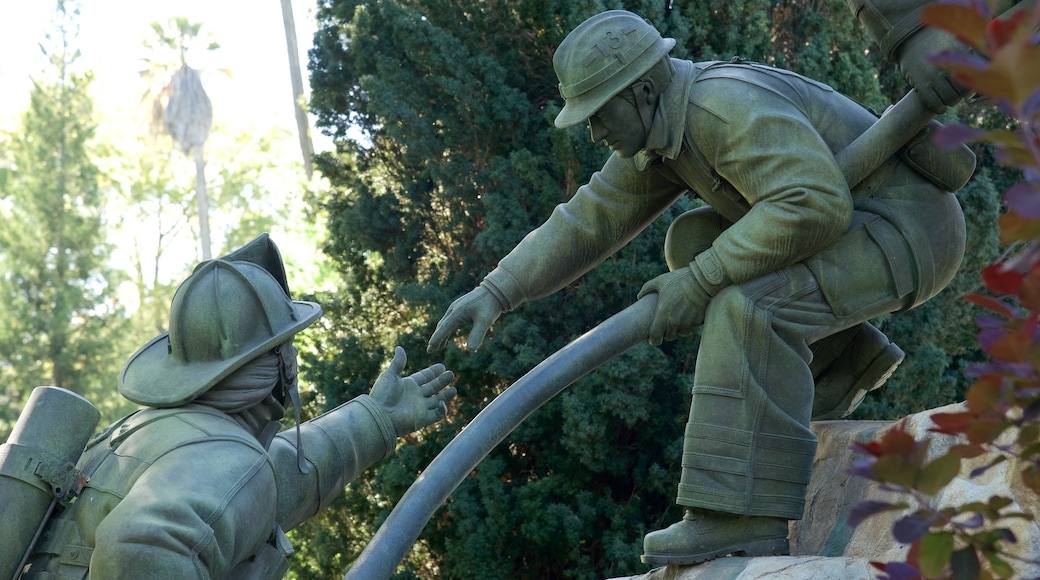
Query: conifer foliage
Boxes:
[{"xmin": 0, "ymin": 0, "xmax": 127, "ymax": 432}]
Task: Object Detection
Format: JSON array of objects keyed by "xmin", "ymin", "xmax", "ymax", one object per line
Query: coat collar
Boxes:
[{"xmin": 634, "ymin": 58, "xmax": 700, "ymax": 170}]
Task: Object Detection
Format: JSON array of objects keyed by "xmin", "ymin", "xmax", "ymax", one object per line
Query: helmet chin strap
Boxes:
[{"xmin": 276, "ymin": 342, "xmax": 310, "ymax": 474}]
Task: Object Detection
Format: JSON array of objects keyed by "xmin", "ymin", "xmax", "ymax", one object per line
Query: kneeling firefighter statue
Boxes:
[{"xmin": 5, "ymin": 234, "xmax": 457, "ymax": 578}]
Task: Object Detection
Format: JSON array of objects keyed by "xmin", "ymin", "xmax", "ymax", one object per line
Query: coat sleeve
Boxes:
[
  {"xmin": 269, "ymin": 394, "xmax": 397, "ymax": 531},
  {"xmin": 688, "ymin": 75, "xmax": 853, "ymax": 287},
  {"xmin": 483, "ymin": 153, "xmax": 685, "ymax": 310},
  {"xmin": 90, "ymin": 440, "xmax": 277, "ymax": 578}
]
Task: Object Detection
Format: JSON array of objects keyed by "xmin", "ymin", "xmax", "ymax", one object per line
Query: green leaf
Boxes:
[
  {"xmin": 987, "ymin": 496, "xmax": 1014, "ymax": 511},
  {"xmin": 988, "ymin": 553, "xmax": 1015, "ymax": 578},
  {"xmin": 919, "ymin": 531, "xmax": 954, "ymax": 578},
  {"xmin": 872, "ymin": 455, "xmax": 918, "ymax": 488},
  {"xmin": 950, "ymin": 546, "xmax": 981, "ymax": 580},
  {"xmin": 917, "ymin": 453, "xmax": 962, "ymax": 495}
]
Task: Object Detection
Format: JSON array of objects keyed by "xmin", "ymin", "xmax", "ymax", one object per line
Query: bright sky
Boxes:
[
  {"xmin": 0, "ymin": 0, "xmax": 339, "ymax": 296},
  {"xmin": 0, "ymin": 0, "xmax": 329, "ymax": 151}
]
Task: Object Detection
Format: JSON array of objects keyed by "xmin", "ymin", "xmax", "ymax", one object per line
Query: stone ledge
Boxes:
[
  {"xmin": 612, "ymin": 403, "xmax": 1040, "ymax": 580},
  {"xmin": 622, "ymin": 556, "xmax": 875, "ymax": 579}
]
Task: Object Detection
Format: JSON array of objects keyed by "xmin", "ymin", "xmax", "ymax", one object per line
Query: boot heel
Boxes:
[{"xmin": 734, "ymin": 536, "xmax": 790, "ymax": 557}]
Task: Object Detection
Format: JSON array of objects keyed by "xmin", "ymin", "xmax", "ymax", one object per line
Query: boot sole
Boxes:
[{"xmin": 640, "ymin": 536, "xmax": 790, "ymax": 566}]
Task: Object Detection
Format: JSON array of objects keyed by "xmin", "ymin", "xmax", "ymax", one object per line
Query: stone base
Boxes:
[{"xmin": 612, "ymin": 403, "xmax": 1040, "ymax": 580}]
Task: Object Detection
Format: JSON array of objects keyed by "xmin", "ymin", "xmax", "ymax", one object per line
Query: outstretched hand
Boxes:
[
  {"xmin": 427, "ymin": 286, "xmax": 504, "ymax": 352},
  {"xmin": 370, "ymin": 346, "xmax": 456, "ymax": 436}
]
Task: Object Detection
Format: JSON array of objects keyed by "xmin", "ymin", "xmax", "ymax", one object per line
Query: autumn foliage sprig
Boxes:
[{"xmin": 849, "ymin": 1, "xmax": 1040, "ymax": 579}]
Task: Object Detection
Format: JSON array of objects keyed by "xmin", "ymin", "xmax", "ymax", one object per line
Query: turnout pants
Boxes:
[{"xmin": 667, "ymin": 207, "xmax": 925, "ymax": 520}]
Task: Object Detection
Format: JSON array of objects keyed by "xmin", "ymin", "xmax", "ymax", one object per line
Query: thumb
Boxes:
[
  {"xmin": 388, "ymin": 346, "xmax": 407, "ymax": 376},
  {"xmin": 466, "ymin": 322, "xmax": 490, "ymax": 351},
  {"xmin": 638, "ymin": 277, "xmax": 661, "ymax": 300}
]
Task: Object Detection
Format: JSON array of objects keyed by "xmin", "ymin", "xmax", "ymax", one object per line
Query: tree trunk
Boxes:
[
  {"xmin": 280, "ymin": 0, "xmax": 314, "ymax": 178},
  {"xmin": 193, "ymin": 146, "xmax": 211, "ymax": 260}
]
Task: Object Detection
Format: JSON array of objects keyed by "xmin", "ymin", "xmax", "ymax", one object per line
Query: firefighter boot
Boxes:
[
  {"xmin": 811, "ymin": 322, "xmax": 904, "ymax": 420},
  {"xmin": 641, "ymin": 509, "xmax": 790, "ymax": 566}
]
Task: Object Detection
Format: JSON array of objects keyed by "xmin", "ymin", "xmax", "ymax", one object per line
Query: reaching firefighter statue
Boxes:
[
  {"xmin": 5, "ymin": 234, "xmax": 457, "ymax": 578},
  {"xmin": 428, "ymin": 6, "xmax": 975, "ymax": 567}
]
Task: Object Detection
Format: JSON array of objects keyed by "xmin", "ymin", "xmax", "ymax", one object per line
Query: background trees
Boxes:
[
  {"xmin": 299, "ymin": 0, "xmax": 1001, "ymax": 578},
  {"xmin": 0, "ymin": 2, "xmax": 322, "ymax": 434},
  {"xmin": 0, "ymin": 0, "xmax": 132, "ymax": 432}
]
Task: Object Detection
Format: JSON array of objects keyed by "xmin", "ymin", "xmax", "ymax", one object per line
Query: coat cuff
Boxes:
[
  {"xmin": 482, "ymin": 267, "xmax": 527, "ymax": 312},
  {"xmin": 354, "ymin": 394, "xmax": 398, "ymax": 459},
  {"xmin": 691, "ymin": 248, "xmax": 732, "ymax": 296}
]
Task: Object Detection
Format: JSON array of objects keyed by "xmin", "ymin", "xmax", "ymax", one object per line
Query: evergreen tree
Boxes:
[
  {"xmin": 0, "ymin": 0, "xmax": 130, "ymax": 434},
  {"xmin": 301, "ymin": 1, "xmax": 998, "ymax": 576}
]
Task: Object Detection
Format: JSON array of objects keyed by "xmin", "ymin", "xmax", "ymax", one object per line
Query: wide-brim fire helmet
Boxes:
[
  {"xmin": 553, "ymin": 10, "xmax": 675, "ymax": 128},
  {"xmin": 119, "ymin": 257, "xmax": 322, "ymax": 408}
]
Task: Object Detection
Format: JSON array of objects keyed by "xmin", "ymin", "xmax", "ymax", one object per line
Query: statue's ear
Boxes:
[{"xmin": 635, "ymin": 77, "xmax": 663, "ymax": 108}]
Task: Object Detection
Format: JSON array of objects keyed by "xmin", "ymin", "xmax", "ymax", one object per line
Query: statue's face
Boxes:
[{"xmin": 587, "ymin": 89, "xmax": 648, "ymax": 158}]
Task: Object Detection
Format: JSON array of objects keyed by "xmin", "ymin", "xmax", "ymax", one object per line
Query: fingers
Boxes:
[
  {"xmin": 426, "ymin": 385, "xmax": 457, "ymax": 413},
  {"xmin": 429, "ymin": 385, "xmax": 457, "ymax": 407},
  {"xmin": 387, "ymin": 345, "xmax": 407, "ymax": 376},
  {"xmin": 413, "ymin": 385, "xmax": 457, "ymax": 430},
  {"xmin": 647, "ymin": 314, "xmax": 665, "ymax": 347},
  {"xmin": 408, "ymin": 363, "xmax": 446, "ymax": 387},
  {"xmin": 427, "ymin": 315, "xmax": 459, "ymax": 353},
  {"xmin": 416, "ymin": 369, "xmax": 454, "ymax": 396},
  {"xmin": 637, "ymin": 278, "xmax": 660, "ymax": 300}
]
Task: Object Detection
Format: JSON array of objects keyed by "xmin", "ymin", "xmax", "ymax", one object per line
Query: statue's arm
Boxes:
[
  {"xmin": 485, "ymin": 154, "xmax": 685, "ymax": 310},
  {"xmin": 689, "ymin": 77, "xmax": 853, "ymax": 288},
  {"xmin": 845, "ymin": 0, "xmax": 982, "ymax": 112},
  {"xmin": 270, "ymin": 394, "xmax": 396, "ymax": 531}
]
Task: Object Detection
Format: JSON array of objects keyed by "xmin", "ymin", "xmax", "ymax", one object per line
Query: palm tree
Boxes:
[
  {"xmin": 140, "ymin": 17, "xmax": 218, "ymax": 260},
  {"xmin": 280, "ymin": 0, "xmax": 314, "ymax": 179}
]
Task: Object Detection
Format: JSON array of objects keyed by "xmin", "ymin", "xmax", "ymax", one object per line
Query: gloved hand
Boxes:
[
  {"xmin": 370, "ymin": 346, "xmax": 456, "ymax": 436},
  {"xmin": 427, "ymin": 284, "xmax": 505, "ymax": 352},
  {"xmin": 896, "ymin": 27, "xmax": 974, "ymax": 113},
  {"xmin": 637, "ymin": 266, "xmax": 713, "ymax": 346}
]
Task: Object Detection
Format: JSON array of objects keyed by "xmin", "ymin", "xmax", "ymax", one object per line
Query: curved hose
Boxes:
[{"xmin": 344, "ymin": 295, "xmax": 657, "ymax": 579}]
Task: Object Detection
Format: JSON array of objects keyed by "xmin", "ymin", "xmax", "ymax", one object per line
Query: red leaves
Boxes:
[
  {"xmin": 923, "ymin": 0, "xmax": 1040, "ymax": 111},
  {"xmin": 849, "ymin": 2, "xmax": 1040, "ymax": 577},
  {"xmin": 981, "ymin": 263, "xmax": 1023, "ymax": 297},
  {"xmin": 985, "ymin": 10, "xmax": 1028, "ymax": 53}
]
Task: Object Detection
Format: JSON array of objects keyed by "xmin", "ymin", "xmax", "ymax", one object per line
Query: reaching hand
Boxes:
[
  {"xmin": 896, "ymin": 27, "xmax": 974, "ymax": 114},
  {"xmin": 370, "ymin": 346, "xmax": 457, "ymax": 436},
  {"xmin": 427, "ymin": 285, "xmax": 505, "ymax": 352},
  {"xmin": 637, "ymin": 267, "xmax": 713, "ymax": 346}
]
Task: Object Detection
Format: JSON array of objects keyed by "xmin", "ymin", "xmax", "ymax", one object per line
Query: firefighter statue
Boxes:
[{"xmin": 8, "ymin": 234, "xmax": 456, "ymax": 578}]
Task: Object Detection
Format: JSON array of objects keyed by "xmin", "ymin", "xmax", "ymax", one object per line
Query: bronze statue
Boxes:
[
  {"xmin": 428, "ymin": 8, "xmax": 972, "ymax": 566},
  {"xmin": 17, "ymin": 234, "xmax": 456, "ymax": 577}
]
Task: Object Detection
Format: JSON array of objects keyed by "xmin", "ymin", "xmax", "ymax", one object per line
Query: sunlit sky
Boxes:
[
  {"xmin": 0, "ymin": 0, "xmax": 330, "ymax": 152},
  {"xmin": 0, "ymin": 1, "xmax": 340, "ymax": 295}
]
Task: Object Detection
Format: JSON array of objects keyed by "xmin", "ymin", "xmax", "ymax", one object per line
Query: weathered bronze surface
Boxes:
[{"xmin": 424, "ymin": 6, "xmax": 971, "ymax": 569}]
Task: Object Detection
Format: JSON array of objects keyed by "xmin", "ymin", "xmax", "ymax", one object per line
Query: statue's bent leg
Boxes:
[
  {"xmin": 644, "ymin": 216, "xmax": 913, "ymax": 565},
  {"xmin": 667, "ymin": 206, "xmax": 905, "ymax": 421}
]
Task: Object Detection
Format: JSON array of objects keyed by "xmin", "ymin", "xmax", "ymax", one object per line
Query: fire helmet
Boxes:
[
  {"xmin": 119, "ymin": 257, "xmax": 322, "ymax": 408},
  {"xmin": 553, "ymin": 10, "xmax": 675, "ymax": 128}
]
